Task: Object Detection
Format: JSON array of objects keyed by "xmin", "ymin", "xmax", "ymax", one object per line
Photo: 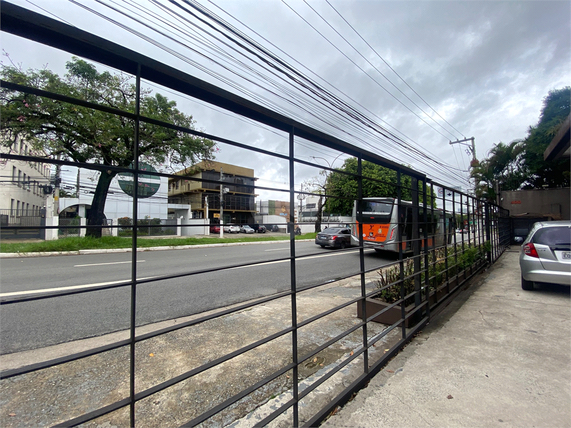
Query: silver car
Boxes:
[
  {"xmin": 223, "ymin": 224, "xmax": 240, "ymax": 233},
  {"xmin": 315, "ymin": 227, "xmax": 352, "ymax": 249},
  {"xmin": 519, "ymin": 221, "xmax": 571, "ymax": 290},
  {"xmin": 240, "ymin": 225, "xmax": 255, "ymax": 234}
]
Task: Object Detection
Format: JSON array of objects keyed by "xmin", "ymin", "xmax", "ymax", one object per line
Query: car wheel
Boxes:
[
  {"xmin": 339, "ymin": 240, "xmax": 346, "ymax": 249},
  {"xmin": 320, "ymin": 245, "xmax": 326, "ymax": 248},
  {"xmin": 521, "ymin": 275, "xmax": 534, "ymax": 290}
]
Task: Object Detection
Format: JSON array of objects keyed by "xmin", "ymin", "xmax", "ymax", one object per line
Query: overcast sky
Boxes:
[{"xmin": 2, "ymin": 0, "xmax": 570, "ymax": 199}]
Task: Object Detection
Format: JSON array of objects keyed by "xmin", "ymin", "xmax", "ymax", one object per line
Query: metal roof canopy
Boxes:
[
  {"xmin": 1, "ymin": 1, "xmax": 424, "ymax": 180},
  {"xmin": 544, "ymin": 114, "xmax": 570, "ymax": 161}
]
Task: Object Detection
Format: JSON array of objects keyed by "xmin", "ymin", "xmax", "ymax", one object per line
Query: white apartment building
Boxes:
[{"xmin": 0, "ymin": 136, "xmax": 51, "ymax": 220}]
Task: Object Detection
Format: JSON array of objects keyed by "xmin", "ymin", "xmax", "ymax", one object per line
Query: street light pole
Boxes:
[
  {"xmin": 220, "ymin": 168, "xmax": 224, "ymax": 239},
  {"xmin": 310, "ymin": 154, "xmax": 344, "ymax": 232}
]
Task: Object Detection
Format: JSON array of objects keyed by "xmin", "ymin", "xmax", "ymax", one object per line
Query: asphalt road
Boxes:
[{"xmin": 0, "ymin": 241, "xmax": 395, "ymax": 354}]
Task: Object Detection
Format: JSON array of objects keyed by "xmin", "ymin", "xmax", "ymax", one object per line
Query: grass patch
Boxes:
[{"xmin": 0, "ymin": 233, "xmax": 318, "ymax": 253}]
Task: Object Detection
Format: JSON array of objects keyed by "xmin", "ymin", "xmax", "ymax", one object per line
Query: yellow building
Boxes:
[{"xmin": 168, "ymin": 161, "xmax": 257, "ymax": 225}]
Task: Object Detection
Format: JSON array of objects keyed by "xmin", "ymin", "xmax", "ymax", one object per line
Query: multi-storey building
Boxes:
[
  {"xmin": 168, "ymin": 161, "xmax": 257, "ymax": 225},
  {"xmin": 0, "ymin": 136, "xmax": 51, "ymax": 222}
]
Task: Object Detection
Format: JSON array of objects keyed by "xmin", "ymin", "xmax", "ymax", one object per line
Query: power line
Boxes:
[
  {"xmin": 66, "ymin": 0, "xmax": 471, "ymax": 188},
  {"xmin": 281, "ymin": 0, "xmax": 454, "ymax": 142},
  {"xmin": 325, "ymin": 0, "xmax": 466, "ymax": 139},
  {"xmin": 302, "ymin": 0, "xmax": 461, "ymax": 142},
  {"xmin": 180, "ymin": 1, "xmax": 469, "ymax": 177}
]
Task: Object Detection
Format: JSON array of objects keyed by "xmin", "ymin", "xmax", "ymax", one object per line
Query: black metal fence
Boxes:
[
  {"xmin": 0, "ymin": 3, "xmax": 510, "ymax": 427},
  {"xmin": 0, "ymin": 208, "xmax": 45, "ymax": 239}
]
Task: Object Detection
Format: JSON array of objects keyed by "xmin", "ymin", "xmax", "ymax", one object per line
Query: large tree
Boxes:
[
  {"xmin": 471, "ymin": 86, "xmax": 570, "ymax": 201},
  {"xmin": 522, "ymin": 87, "xmax": 570, "ymax": 188},
  {"xmin": 324, "ymin": 158, "xmax": 433, "ymax": 217},
  {"xmin": 1, "ymin": 58, "xmax": 215, "ymax": 237}
]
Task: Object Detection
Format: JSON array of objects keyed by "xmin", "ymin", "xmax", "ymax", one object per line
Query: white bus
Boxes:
[{"xmin": 351, "ymin": 198, "xmax": 454, "ymax": 253}]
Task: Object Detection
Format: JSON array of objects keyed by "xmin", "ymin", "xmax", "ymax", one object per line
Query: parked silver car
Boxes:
[
  {"xmin": 240, "ymin": 225, "xmax": 255, "ymax": 234},
  {"xmin": 519, "ymin": 221, "xmax": 571, "ymax": 290},
  {"xmin": 315, "ymin": 227, "xmax": 352, "ymax": 249},
  {"xmin": 223, "ymin": 224, "xmax": 240, "ymax": 233}
]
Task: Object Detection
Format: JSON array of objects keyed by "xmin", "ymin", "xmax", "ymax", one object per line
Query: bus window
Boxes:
[{"xmin": 358, "ymin": 201, "xmax": 393, "ymax": 222}]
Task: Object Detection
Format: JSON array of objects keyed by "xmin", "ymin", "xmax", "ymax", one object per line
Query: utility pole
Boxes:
[
  {"xmin": 76, "ymin": 168, "xmax": 80, "ymax": 198},
  {"xmin": 449, "ymin": 137, "xmax": 476, "ymax": 163},
  {"xmin": 220, "ymin": 168, "xmax": 224, "ymax": 238},
  {"xmin": 450, "ymin": 137, "xmax": 477, "ymax": 194},
  {"xmin": 205, "ymin": 195, "xmax": 209, "ymax": 235},
  {"xmin": 297, "ymin": 183, "xmax": 305, "ymax": 224},
  {"xmin": 219, "ymin": 168, "xmax": 229, "ymax": 238},
  {"xmin": 53, "ymin": 161, "xmax": 61, "ymax": 217}
]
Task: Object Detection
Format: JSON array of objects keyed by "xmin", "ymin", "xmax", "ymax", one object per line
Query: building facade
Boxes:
[
  {"xmin": 0, "ymin": 137, "xmax": 51, "ymax": 221},
  {"xmin": 168, "ymin": 161, "xmax": 257, "ymax": 225},
  {"xmin": 59, "ymin": 168, "xmax": 169, "ymax": 221}
]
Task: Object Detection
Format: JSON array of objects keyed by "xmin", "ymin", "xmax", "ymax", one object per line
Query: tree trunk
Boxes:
[
  {"xmin": 315, "ymin": 195, "xmax": 323, "ymax": 233},
  {"xmin": 86, "ymin": 169, "xmax": 116, "ymax": 238}
]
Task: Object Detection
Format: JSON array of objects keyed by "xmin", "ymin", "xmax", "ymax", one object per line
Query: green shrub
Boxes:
[{"xmin": 375, "ymin": 243, "xmax": 489, "ymax": 304}]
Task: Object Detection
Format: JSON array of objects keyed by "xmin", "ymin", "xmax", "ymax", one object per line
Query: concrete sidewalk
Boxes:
[{"xmin": 322, "ymin": 248, "xmax": 571, "ymax": 428}]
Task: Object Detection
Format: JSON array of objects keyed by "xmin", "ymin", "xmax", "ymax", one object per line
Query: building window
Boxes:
[
  {"xmin": 16, "ymin": 200, "xmax": 20, "ymax": 217},
  {"xmin": 12, "ymin": 166, "xmax": 17, "ymax": 184},
  {"xmin": 10, "ymin": 199, "xmax": 15, "ymax": 217},
  {"xmin": 18, "ymin": 170, "xmax": 22, "ymax": 187}
]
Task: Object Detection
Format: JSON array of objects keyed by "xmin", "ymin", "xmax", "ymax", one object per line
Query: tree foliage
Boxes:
[
  {"xmin": 324, "ymin": 158, "xmax": 434, "ymax": 216},
  {"xmin": 471, "ymin": 87, "xmax": 570, "ymax": 202},
  {"xmin": 471, "ymin": 140, "xmax": 526, "ymax": 201},
  {"xmin": 522, "ymin": 87, "xmax": 570, "ymax": 188},
  {"xmin": 1, "ymin": 58, "xmax": 215, "ymax": 237}
]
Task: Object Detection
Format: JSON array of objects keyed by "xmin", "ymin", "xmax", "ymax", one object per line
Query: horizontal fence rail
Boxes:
[{"xmin": 0, "ymin": 3, "xmax": 510, "ymax": 427}]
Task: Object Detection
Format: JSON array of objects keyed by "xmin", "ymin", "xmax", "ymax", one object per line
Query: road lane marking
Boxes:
[
  {"xmin": 74, "ymin": 260, "xmax": 146, "ymax": 267},
  {"xmin": 264, "ymin": 248, "xmax": 290, "ymax": 252},
  {"xmin": 0, "ymin": 276, "xmax": 157, "ymax": 299},
  {"xmin": 3, "ymin": 248, "xmax": 376, "ymax": 297},
  {"xmin": 230, "ymin": 248, "xmax": 370, "ymax": 270}
]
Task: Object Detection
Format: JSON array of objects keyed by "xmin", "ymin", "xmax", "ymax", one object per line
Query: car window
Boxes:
[
  {"xmin": 323, "ymin": 228, "xmax": 340, "ymax": 233},
  {"xmin": 532, "ymin": 226, "xmax": 571, "ymax": 246}
]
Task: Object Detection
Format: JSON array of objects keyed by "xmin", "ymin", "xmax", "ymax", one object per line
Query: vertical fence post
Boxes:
[
  {"xmin": 357, "ymin": 156, "xmax": 368, "ymax": 373},
  {"xmin": 452, "ymin": 191, "xmax": 458, "ymax": 277},
  {"xmin": 459, "ymin": 193, "xmax": 465, "ymax": 253},
  {"xmin": 424, "ymin": 179, "xmax": 431, "ymax": 319},
  {"xmin": 485, "ymin": 202, "xmax": 492, "ymax": 264},
  {"xmin": 466, "ymin": 196, "xmax": 474, "ymax": 251},
  {"xmin": 129, "ymin": 63, "xmax": 141, "ymax": 428},
  {"xmin": 443, "ymin": 187, "xmax": 450, "ymax": 293},
  {"xmin": 411, "ymin": 177, "xmax": 421, "ymax": 308},
  {"xmin": 288, "ymin": 129, "xmax": 299, "ymax": 427},
  {"xmin": 397, "ymin": 170, "xmax": 405, "ymax": 338}
]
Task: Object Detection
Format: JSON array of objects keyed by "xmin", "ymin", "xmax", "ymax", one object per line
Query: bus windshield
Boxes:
[{"xmin": 359, "ymin": 201, "xmax": 394, "ymax": 222}]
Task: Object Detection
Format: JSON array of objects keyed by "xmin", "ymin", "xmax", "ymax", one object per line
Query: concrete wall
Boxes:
[
  {"xmin": 180, "ymin": 218, "xmax": 208, "ymax": 236},
  {"xmin": 501, "ymin": 188, "xmax": 570, "ymax": 220}
]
